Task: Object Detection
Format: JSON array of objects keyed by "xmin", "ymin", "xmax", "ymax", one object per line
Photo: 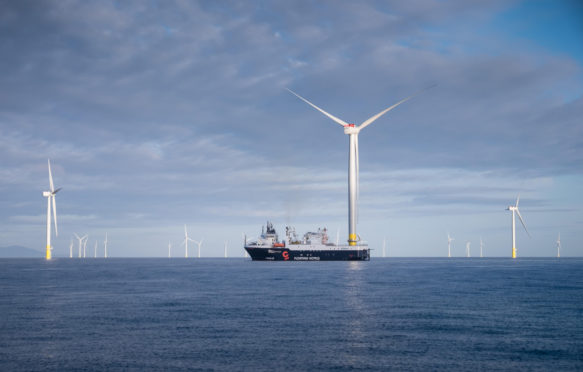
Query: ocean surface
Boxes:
[{"xmin": 0, "ymin": 258, "xmax": 581, "ymax": 371}]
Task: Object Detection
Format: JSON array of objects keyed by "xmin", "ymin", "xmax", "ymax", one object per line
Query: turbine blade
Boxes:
[
  {"xmin": 74, "ymin": 233, "xmax": 80, "ymax": 240},
  {"xmin": 516, "ymin": 209, "xmax": 530, "ymax": 237},
  {"xmin": 358, "ymin": 85, "xmax": 436, "ymax": 131},
  {"xmin": 515, "ymin": 194, "xmax": 520, "ymax": 208},
  {"xmin": 48, "ymin": 159, "xmax": 55, "ymax": 192},
  {"xmin": 52, "ymin": 196, "xmax": 58, "ymax": 236},
  {"xmin": 286, "ymin": 88, "xmax": 348, "ymax": 126},
  {"xmin": 52, "ymin": 187, "xmax": 62, "ymax": 195}
]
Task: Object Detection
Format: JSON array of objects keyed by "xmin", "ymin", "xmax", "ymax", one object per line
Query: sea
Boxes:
[{"xmin": 0, "ymin": 258, "xmax": 581, "ymax": 371}]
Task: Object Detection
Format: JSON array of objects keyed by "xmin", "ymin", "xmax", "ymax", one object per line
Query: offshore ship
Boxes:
[{"xmin": 244, "ymin": 222, "xmax": 369, "ymax": 261}]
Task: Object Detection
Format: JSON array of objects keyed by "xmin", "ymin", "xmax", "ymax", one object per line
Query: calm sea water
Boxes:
[{"xmin": 0, "ymin": 258, "xmax": 581, "ymax": 371}]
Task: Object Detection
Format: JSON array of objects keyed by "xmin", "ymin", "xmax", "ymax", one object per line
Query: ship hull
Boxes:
[{"xmin": 244, "ymin": 247, "xmax": 370, "ymax": 261}]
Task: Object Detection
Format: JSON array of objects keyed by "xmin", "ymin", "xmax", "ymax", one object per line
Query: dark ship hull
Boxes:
[{"xmin": 244, "ymin": 246, "xmax": 370, "ymax": 261}]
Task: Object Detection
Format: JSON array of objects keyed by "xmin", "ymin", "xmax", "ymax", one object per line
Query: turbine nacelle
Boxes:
[{"xmin": 343, "ymin": 124, "xmax": 360, "ymax": 135}]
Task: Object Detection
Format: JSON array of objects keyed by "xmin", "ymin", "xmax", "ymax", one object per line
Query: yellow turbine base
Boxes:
[
  {"xmin": 512, "ymin": 247, "xmax": 516, "ymax": 259},
  {"xmin": 46, "ymin": 245, "xmax": 52, "ymax": 260},
  {"xmin": 348, "ymin": 233, "xmax": 357, "ymax": 246}
]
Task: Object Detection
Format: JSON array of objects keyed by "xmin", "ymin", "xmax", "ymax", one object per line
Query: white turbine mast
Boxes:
[
  {"xmin": 447, "ymin": 233, "xmax": 454, "ymax": 258},
  {"xmin": 466, "ymin": 241, "xmax": 471, "ymax": 258},
  {"xmin": 287, "ymin": 87, "xmax": 431, "ymax": 247},
  {"xmin": 168, "ymin": 241, "xmax": 172, "ymax": 258},
  {"xmin": 506, "ymin": 194, "xmax": 530, "ymax": 258},
  {"xmin": 69, "ymin": 239, "xmax": 73, "ymax": 259},
  {"xmin": 94, "ymin": 241, "xmax": 97, "ymax": 258},
  {"xmin": 73, "ymin": 233, "xmax": 87, "ymax": 259},
  {"xmin": 43, "ymin": 159, "xmax": 61, "ymax": 260},
  {"xmin": 193, "ymin": 239, "xmax": 204, "ymax": 258},
  {"xmin": 104, "ymin": 232, "xmax": 108, "ymax": 258},
  {"xmin": 83, "ymin": 237, "xmax": 87, "ymax": 258},
  {"xmin": 556, "ymin": 233, "xmax": 561, "ymax": 258}
]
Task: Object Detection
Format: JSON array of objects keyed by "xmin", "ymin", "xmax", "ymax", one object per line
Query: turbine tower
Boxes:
[
  {"xmin": 74, "ymin": 233, "xmax": 87, "ymax": 258},
  {"xmin": 447, "ymin": 233, "xmax": 454, "ymax": 258},
  {"xmin": 556, "ymin": 233, "xmax": 561, "ymax": 258},
  {"xmin": 104, "ymin": 232, "xmax": 108, "ymax": 258},
  {"xmin": 224, "ymin": 241, "xmax": 228, "ymax": 258},
  {"xmin": 43, "ymin": 159, "xmax": 61, "ymax": 260},
  {"xmin": 466, "ymin": 241, "xmax": 471, "ymax": 258},
  {"xmin": 506, "ymin": 195, "xmax": 530, "ymax": 258},
  {"xmin": 168, "ymin": 241, "xmax": 172, "ymax": 258},
  {"xmin": 94, "ymin": 241, "xmax": 97, "ymax": 258},
  {"xmin": 287, "ymin": 87, "xmax": 430, "ymax": 247},
  {"xmin": 69, "ymin": 239, "xmax": 73, "ymax": 258}
]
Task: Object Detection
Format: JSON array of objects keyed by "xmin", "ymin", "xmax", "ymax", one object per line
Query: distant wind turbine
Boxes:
[
  {"xmin": 556, "ymin": 233, "xmax": 561, "ymax": 258},
  {"xmin": 168, "ymin": 241, "xmax": 172, "ymax": 258},
  {"xmin": 224, "ymin": 241, "xmax": 228, "ymax": 258},
  {"xmin": 466, "ymin": 241, "xmax": 471, "ymax": 258},
  {"xmin": 43, "ymin": 159, "xmax": 61, "ymax": 260},
  {"xmin": 83, "ymin": 238, "xmax": 87, "ymax": 258},
  {"xmin": 104, "ymin": 232, "xmax": 108, "ymax": 258},
  {"xmin": 506, "ymin": 195, "xmax": 530, "ymax": 258},
  {"xmin": 447, "ymin": 233, "xmax": 454, "ymax": 258},
  {"xmin": 94, "ymin": 241, "xmax": 97, "ymax": 258},
  {"xmin": 287, "ymin": 86, "xmax": 432, "ymax": 247},
  {"xmin": 182, "ymin": 225, "xmax": 194, "ymax": 258},
  {"xmin": 74, "ymin": 233, "xmax": 87, "ymax": 258},
  {"xmin": 193, "ymin": 239, "xmax": 204, "ymax": 258},
  {"xmin": 69, "ymin": 239, "xmax": 73, "ymax": 258}
]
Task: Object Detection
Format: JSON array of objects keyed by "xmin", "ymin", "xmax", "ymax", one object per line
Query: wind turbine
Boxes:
[
  {"xmin": 556, "ymin": 233, "xmax": 561, "ymax": 258},
  {"xmin": 182, "ymin": 225, "xmax": 192, "ymax": 258},
  {"xmin": 83, "ymin": 238, "xmax": 87, "ymax": 258},
  {"xmin": 480, "ymin": 237, "xmax": 484, "ymax": 258},
  {"xmin": 74, "ymin": 233, "xmax": 87, "ymax": 258},
  {"xmin": 193, "ymin": 239, "xmax": 204, "ymax": 258},
  {"xmin": 287, "ymin": 87, "xmax": 431, "ymax": 248},
  {"xmin": 168, "ymin": 241, "xmax": 172, "ymax": 258},
  {"xmin": 447, "ymin": 233, "xmax": 454, "ymax": 258},
  {"xmin": 506, "ymin": 195, "xmax": 530, "ymax": 258},
  {"xmin": 104, "ymin": 233, "xmax": 108, "ymax": 258},
  {"xmin": 466, "ymin": 241, "xmax": 471, "ymax": 258},
  {"xmin": 224, "ymin": 241, "xmax": 228, "ymax": 258},
  {"xmin": 94, "ymin": 241, "xmax": 97, "ymax": 258},
  {"xmin": 69, "ymin": 239, "xmax": 73, "ymax": 258},
  {"xmin": 43, "ymin": 159, "xmax": 61, "ymax": 260}
]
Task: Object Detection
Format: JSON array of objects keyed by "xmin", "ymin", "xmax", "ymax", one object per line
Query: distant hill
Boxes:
[{"xmin": 0, "ymin": 246, "xmax": 43, "ymax": 258}]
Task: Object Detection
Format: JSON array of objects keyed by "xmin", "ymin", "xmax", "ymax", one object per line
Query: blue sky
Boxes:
[{"xmin": 0, "ymin": 0, "xmax": 581, "ymax": 257}]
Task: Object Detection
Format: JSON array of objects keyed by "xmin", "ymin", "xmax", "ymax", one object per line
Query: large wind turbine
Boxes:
[
  {"xmin": 182, "ymin": 225, "xmax": 194, "ymax": 258},
  {"xmin": 43, "ymin": 159, "xmax": 61, "ymax": 260},
  {"xmin": 69, "ymin": 239, "xmax": 73, "ymax": 258},
  {"xmin": 447, "ymin": 233, "xmax": 454, "ymax": 258},
  {"xmin": 287, "ymin": 87, "xmax": 429, "ymax": 247},
  {"xmin": 556, "ymin": 233, "xmax": 561, "ymax": 258},
  {"xmin": 506, "ymin": 195, "xmax": 530, "ymax": 258}
]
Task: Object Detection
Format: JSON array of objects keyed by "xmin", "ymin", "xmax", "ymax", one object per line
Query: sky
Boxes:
[{"xmin": 0, "ymin": 0, "xmax": 582, "ymax": 257}]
